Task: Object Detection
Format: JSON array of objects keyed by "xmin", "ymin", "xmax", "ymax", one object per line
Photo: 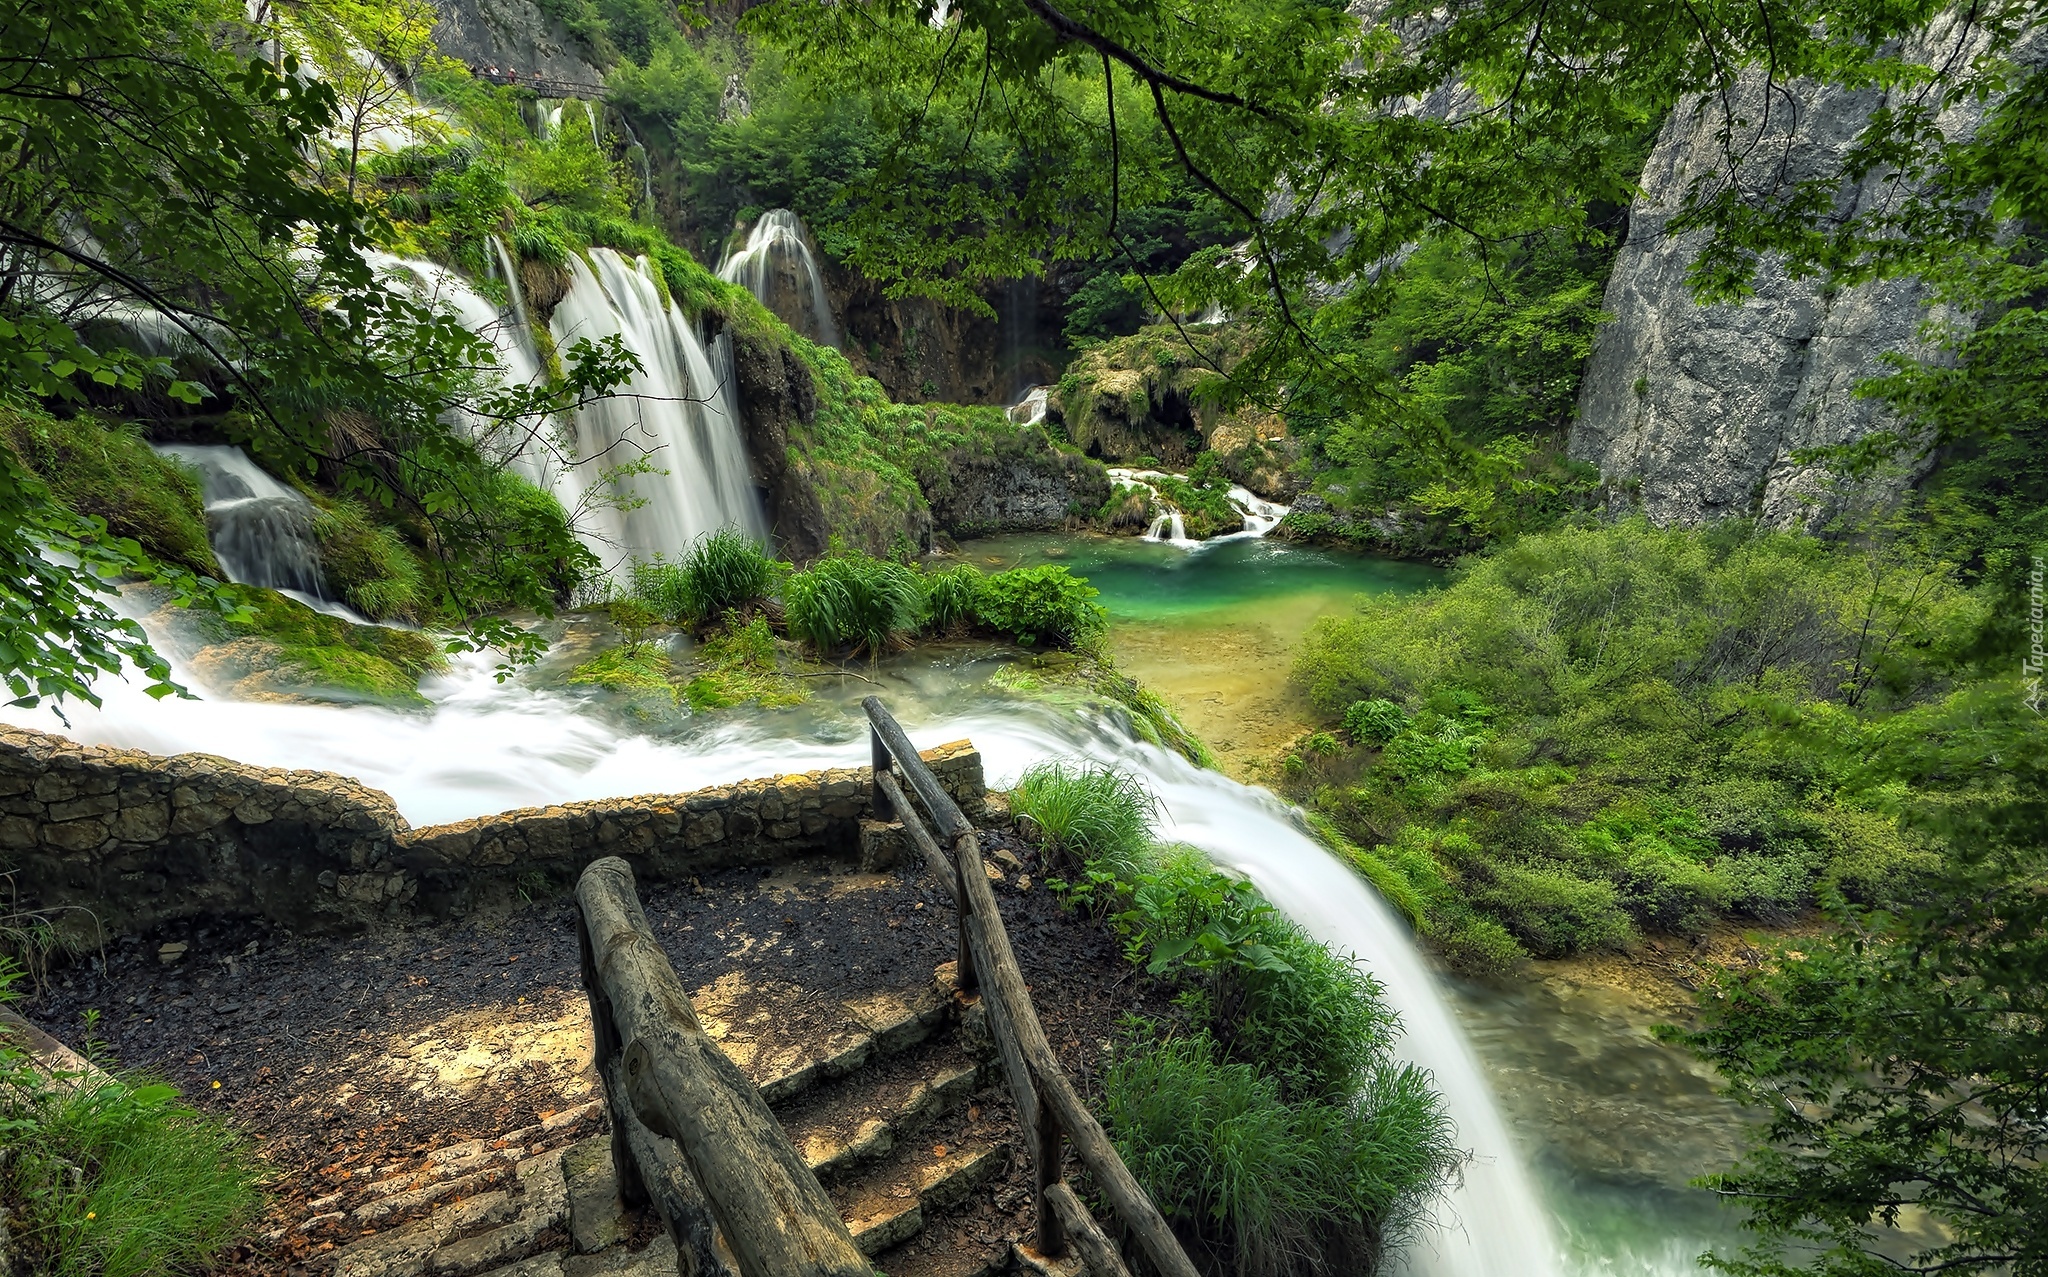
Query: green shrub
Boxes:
[
  {"xmin": 1468, "ymin": 859, "xmax": 1634, "ymax": 957},
  {"xmin": 567, "ymin": 642, "xmax": 673, "ymax": 696},
  {"xmin": 312, "ymin": 499, "xmax": 427, "ymax": 621},
  {"xmin": 1101, "ymin": 1030, "xmax": 1456, "ymax": 1277},
  {"xmin": 629, "ymin": 529, "xmax": 784, "ymax": 627},
  {"xmin": 921, "ymin": 563, "xmax": 983, "ymax": 634},
  {"xmin": 1007, "ymin": 759, "xmax": 1156, "ymax": 875},
  {"xmin": 1344, "ymin": 698, "xmax": 1409, "ymax": 747},
  {"xmin": 972, "ymin": 564, "xmax": 1105, "ymax": 648},
  {"xmin": 0, "ymin": 964, "xmax": 263, "ymax": 1277},
  {"xmin": 783, "ymin": 549, "xmax": 924, "ymax": 656}
]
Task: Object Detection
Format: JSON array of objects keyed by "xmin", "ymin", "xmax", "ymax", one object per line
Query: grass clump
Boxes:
[
  {"xmin": 629, "ymin": 528, "xmax": 783, "ymax": 628},
  {"xmin": 567, "ymin": 642, "xmax": 674, "ymax": 696},
  {"xmin": 784, "ymin": 548, "xmax": 924, "ymax": 657},
  {"xmin": 1008, "ymin": 759, "xmax": 1157, "ymax": 875},
  {"xmin": 921, "ymin": 563, "xmax": 983, "ymax": 634},
  {"xmin": 311, "ymin": 498, "xmax": 428, "ymax": 622},
  {"xmin": 0, "ymin": 965, "xmax": 263, "ymax": 1276}
]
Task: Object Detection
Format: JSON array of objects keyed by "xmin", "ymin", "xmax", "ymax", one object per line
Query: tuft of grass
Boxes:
[
  {"xmin": 1101, "ymin": 1029, "xmax": 1458, "ymax": 1277},
  {"xmin": 567, "ymin": 643, "xmax": 673, "ymax": 697},
  {"xmin": 311, "ymin": 498, "xmax": 427, "ymax": 622},
  {"xmin": 683, "ymin": 616, "xmax": 808, "ymax": 710},
  {"xmin": 1008, "ymin": 759, "xmax": 1158, "ymax": 876},
  {"xmin": 921, "ymin": 563, "xmax": 983, "ymax": 634},
  {"xmin": 0, "ymin": 964, "xmax": 264, "ymax": 1277},
  {"xmin": 783, "ymin": 549, "xmax": 924, "ymax": 657},
  {"xmin": 629, "ymin": 528, "xmax": 783, "ymax": 628}
]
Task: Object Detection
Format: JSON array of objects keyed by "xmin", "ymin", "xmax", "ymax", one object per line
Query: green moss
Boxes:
[
  {"xmin": 311, "ymin": 497, "xmax": 429, "ymax": 622},
  {"xmin": 1055, "ymin": 324, "xmax": 1256, "ymax": 462},
  {"xmin": 682, "ymin": 618, "xmax": 808, "ymax": 710},
  {"xmin": 171, "ymin": 584, "xmax": 447, "ymax": 707},
  {"xmin": 0, "ymin": 406, "xmax": 218, "ymax": 575},
  {"xmin": 568, "ymin": 643, "xmax": 675, "ymax": 696}
]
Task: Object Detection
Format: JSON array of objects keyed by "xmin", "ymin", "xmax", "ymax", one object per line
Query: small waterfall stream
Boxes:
[
  {"xmin": 154, "ymin": 444, "xmax": 333, "ymax": 605},
  {"xmin": 718, "ymin": 209, "xmax": 840, "ymax": 349},
  {"xmin": 1108, "ymin": 466, "xmax": 1290, "ymax": 545}
]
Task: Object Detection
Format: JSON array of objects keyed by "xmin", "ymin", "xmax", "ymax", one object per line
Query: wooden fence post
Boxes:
[
  {"xmin": 1034, "ymin": 1083, "xmax": 1067, "ymax": 1257},
  {"xmin": 952, "ymin": 830, "xmax": 978, "ymax": 993},
  {"xmin": 869, "ymin": 725, "xmax": 894, "ymax": 822}
]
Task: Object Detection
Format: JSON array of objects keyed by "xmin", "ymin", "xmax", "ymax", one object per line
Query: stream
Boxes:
[{"xmin": 2, "ymin": 535, "xmax": 1752, "ymax": 1276}]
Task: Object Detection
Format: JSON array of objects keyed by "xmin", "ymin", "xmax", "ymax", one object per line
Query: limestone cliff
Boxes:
[
  {"xmin": 430, "ymin": 0, "xmax": 602, "ymax": 84},
  {"xmin": 1572, "ymin": 19, "xmax": 2042, "ymax": 527}
]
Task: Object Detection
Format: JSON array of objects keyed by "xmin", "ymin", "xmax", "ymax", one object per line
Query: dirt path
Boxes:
[{"xmin": 26, "ymin": 830, "xmax": 1171, "ymax": 1274}]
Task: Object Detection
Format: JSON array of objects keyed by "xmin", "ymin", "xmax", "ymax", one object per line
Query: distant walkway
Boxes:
[{"xmin": 468, "ymin": 67, "xmax": 608, "ymax": 99}]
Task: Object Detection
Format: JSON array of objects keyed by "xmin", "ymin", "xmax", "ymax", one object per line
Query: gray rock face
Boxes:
[
  {"xmin": 431, "ymin": 0, "xmax": 602, "ymax": 85},
  {"xmin": 1572, "ymin": 18, "xmax": 2038, "ymax": 528}
]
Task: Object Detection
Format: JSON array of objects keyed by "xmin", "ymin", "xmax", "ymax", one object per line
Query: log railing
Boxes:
[
  {"xmin": 576, "ymin": 855, "xmax": 869, "ymax": 1277},
  {"xmin": 863, "ymin": 696, "xmax": 1200, "ymax": 1277}
]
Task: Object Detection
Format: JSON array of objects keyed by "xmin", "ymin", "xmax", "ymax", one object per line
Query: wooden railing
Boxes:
[
  {"xmin": 576, "ymin": 855, "xmax": 868, "ymax": 1277},
  {"xmin": 863, "ymin": 696, "xmax": 1200, "ymax": 1277}
]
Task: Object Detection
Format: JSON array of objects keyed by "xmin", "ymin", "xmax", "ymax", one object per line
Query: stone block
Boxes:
[
  {"xmin": 41, "ymin": 818, "xmax": 107, "ymax": 852},
  {"xmin": 858, "ymin": 819, "xmax": 907, "ymax": 871},
  {"xmin": 46, "ymin": 792, "xmax": 118, "ymax": 823},
  {"xmin": 110, "ymin": 802, "xmax": 169, "ymax": 844}
]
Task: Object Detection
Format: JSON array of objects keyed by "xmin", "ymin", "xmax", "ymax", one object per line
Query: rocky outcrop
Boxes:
[
  {"xmin": 1572, "ymin": 18, "xmax": 2043, "ymax": 527},
  {"xmin": 0, "ymin": 724, "xmax": 985, "ymax": 938},
  {"xmin": 430, "ymin": 0, "xmax": 603, "ymax": 84},
  {"xmin": 925, "ymin": 445, "xmax": 1111, "ymax": 539},
  {"xmin": 826, "ymin": 265, "xmax": 1060, "ymax": 407},
  {"xmin": 1054, "ymin": 325, "xmax": 1260, "ymax": 466},
  {"xmin": 730, "ymin": 327, "xmax": 831, "ymax": 561}
]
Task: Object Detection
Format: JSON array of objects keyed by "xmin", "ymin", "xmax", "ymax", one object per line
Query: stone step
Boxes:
[
  {"xmin": 837, "ymin": 1138, "xmax": 1011, "ymax": 1258},
  {"xmin": 778, "ymin": 1025, "xmax": 982, "ymax": 1184},
  {"xmin": 748, "ymin": 963, "xmax": 962, "ymax": 1107}
]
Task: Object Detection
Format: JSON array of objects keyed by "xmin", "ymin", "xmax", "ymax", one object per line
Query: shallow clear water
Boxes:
[{"xmin": 959, "ymin": 533, "xmax": 1442, "ymax": 774}]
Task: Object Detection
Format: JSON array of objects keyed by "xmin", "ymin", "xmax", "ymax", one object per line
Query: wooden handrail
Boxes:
[
  {"xmin": 577, "ymin": 856, "xmax": 869, "ymax": 1277},
  {"xmin": 860, "ymin": 697, "xmax": 1201, "ymax": 1277}
]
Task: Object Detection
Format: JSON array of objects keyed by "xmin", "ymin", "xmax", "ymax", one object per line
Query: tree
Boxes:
[
  {"xmin": 0, "ymin": 0, "xmax": 630, "ymax": 707},
  {"xmin": 1673, "ymin": 684, "xmax": 2048, "ymax": 1277}
]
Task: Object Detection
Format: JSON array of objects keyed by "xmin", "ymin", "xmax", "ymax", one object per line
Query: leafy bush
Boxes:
[
  {"xmin": 629, "ymin": 528, "xmax": 784, "ymax": 627},
  {"xmin": 1007, "ymin": 759, "xmax": 1156, "ymax": 876},
  {"xmin": 0, "ymin": 965, "xmax": 263, "ymax": 1277},
  {"xmin": 783, "ymin": 548, "xmax": 923, "ymax": 656},
  {"xmin": 1102, "ymin": 1030, "xmax": 1456, "ymax": 1277},
  {"xmin": 683, "ymin": 616, "xmax": 807, "ymax": 710},
  {"xmin": 972, "ymin": 564, "xmax": 1105, "ymax": 648},
  {"xmin": 1343, "ymin": 698, "xmax": 1408, "ymax": 747},
  {"xmin": 921, "ymin": 562, "xmax": 983, "ymax": 634}
]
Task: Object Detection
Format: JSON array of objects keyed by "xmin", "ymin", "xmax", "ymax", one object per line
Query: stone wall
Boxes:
[{"xmin": 0, "ymin": 726, "xmax": 984, "ymax": 940}]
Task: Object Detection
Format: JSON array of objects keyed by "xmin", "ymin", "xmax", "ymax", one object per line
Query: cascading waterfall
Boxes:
[
  {"xmin": 718, "ymin": 209, "xmax": 840, "ymax": 349},
  {"xmin": 0, "ymin": 645, "xmax": 1564, "ymax": 1277},
  {"xmin": 1006, "ymin": 385, "xmax": 1051, "ymax": 427},
  {"xmin": 154, "ymin": 443, "xmax": 330, "ymax": 602},
  {"xmin": 365, "ymin": 251, "xmax": 605, "ymax": 560},
  {"xmin": 551, "ymin": 247, "xmax": 768, "ymax": 560},
  {"xmin": 1110, "ymin": 466, "xmax": 1290, "ymax": 545}
]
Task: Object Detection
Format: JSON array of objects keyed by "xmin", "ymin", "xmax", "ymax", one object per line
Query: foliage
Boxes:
[
  {"xmin": 1287, "ymin": 520, "xmax": 1981, "ymax": 971},
  {"xmin": 311, "ymin": 497, "xmax": 428, "ymax": 622},
  {"xmin": 991, "ymin": 650, "xmax": 1216, "ymax": 768},
  {"xmin": 1672, "ymin": 683, "xmax": 2048, "ymax": 1277},
  {"xmin": 1343, "ymin": 699, "xmax": 1408, "ymax": 747},
  {"xmin": 0, "ymin": 407, "xmax": 217, "ymax": 577},
  {"xmin": 171, "ymin": 583, "xmax": 447, "ymax": 706},
  {"xmin": 568, "ymin": 642, "xmax": 673, "ymax": 697},
  {"xmin": 1101, "ymin": 1030, "xmax": 1456, "ymax": 1277},
  {"xmin": 1008, "ymin": 760, "xmax": 1157, "ymax": 876},
  {"xmin": 782, "ymin": 547, "xmax": 924, "ymax": 656},
  {"xmin": 969, "ymin": 564, "xmax": 1106, "ymax": 648},
  {"xmin": 0, "ymin": 964, "xmax": 263, "ymax": 1276}
]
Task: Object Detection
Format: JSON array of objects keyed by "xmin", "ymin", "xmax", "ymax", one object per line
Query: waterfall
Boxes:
[
  {"xmin": 1006, "ymin": 385, "xmax": 1050, "ymax": 427},
  {"xmin": 0, "ymin": 659, "xmax": 1564, "ymax": 1277},
  {"xmin": 718, "ymin": 209, "xmax": 840, "ymax": 349},
  {"xmin": 551, "ymin": 247, "xmax": 768, "ymax": 561},
  {"xmin": 365, "ymin": 251, "xmax": 602, "ymax": 559},
  {"xmin": 1112, "ymin": 466, "xmax": 1290, "ymax": 546},
  {"xmin": 153, "ymin": 443, "xmax": 343, "ymax": 613}
]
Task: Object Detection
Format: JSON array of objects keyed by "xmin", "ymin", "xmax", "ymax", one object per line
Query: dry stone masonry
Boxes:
[{"xmin": 0, "ymin": 724, "xmax": 984, "ymax": 940}]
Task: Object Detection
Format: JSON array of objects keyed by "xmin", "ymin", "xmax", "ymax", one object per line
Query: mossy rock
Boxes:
[
  {"xmin": 0, "ymin": 406, "xmax": 218, "ymax": 575},
  {"xmin": 156, "ymin": 585, "xmax": 445, "ymax": 707},
  {"xmin": 1054, "ymin": 324, "xmax": 1257, "ymax": 465}
]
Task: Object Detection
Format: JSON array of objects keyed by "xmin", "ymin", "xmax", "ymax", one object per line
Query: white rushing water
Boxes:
[
  {"xmin": 552, "ymin": 247, "xmax": 768, "ymax": 560},
  {"xmin": 152, "ymin": 444, "xmax": 335, "ymax": 605},
  {"xmin": 1108, "ymin": 466, "xmax": 1291, "ymax": 546},
  {"xmin": 1007, "ymin": 385, "xmax": 1051, "ymax": 427},
  {"xmin": 718, "ymin": 209, "xmax": 840, "ymax": 349},
  {"xmin": 4, "ymin": 633, "xmax": 1561, "ymax": 1277}
]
